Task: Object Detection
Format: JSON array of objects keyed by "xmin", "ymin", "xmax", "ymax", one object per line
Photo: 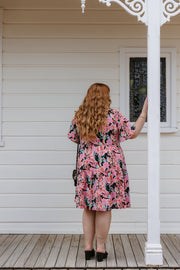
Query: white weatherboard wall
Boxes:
[{"xmin": 0, "ymin": 0, "xmax": 180, "ymax": 233}]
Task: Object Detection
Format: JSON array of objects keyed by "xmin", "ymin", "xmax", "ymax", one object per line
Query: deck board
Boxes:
[
  {"xmin": 0, "ymin": 234, "xmax": 25, "ymax": 267},
  {"xmin": 106, "ymin": 234, "xmax": 117, "ymax": 267},
  {"xmin": 136, "ymin": 234, "xmax": 146, "ymax": 257},
  {"xmin": 66, "ymin": 234, "xmax": 80, "ymax": 267},
  {"xmin": 168, "ymin": 234, "xmax": 180, "ymax": 254},
  {"xmin": 76, "ymin": 234, "xmax": 87, "ymax": 267},
  {"xmin": 113, "ymin": 234, "xmax": 127, "ymax": 267},
  {"xmin": 14, "ymin": 234, "xmax": 41, "ymax": 268},
  {"xmin": 0, "ymin": 234, "xmax": 18, "ymax": 257},
  {"xmin": 0, "ymin": 233, "xmax": 179, "ymax": 269},
  {"xmin": 2, "ymin": 234, "xmax": 32, "ymax": 267},
  {"xmin": 55, "ymin": 234, "xmax": 72, "ymax": 267},
  {"xmin": 24, "ymin": 234, "xmax": 49, "ymax": 268},
  {"xmin": 160, "ymin": 236, "xmax": 179, "ymax": 267},
  {"xmin": 35, "ymin": 234, "xmax": 57, "ymax": 267},
  {"xmin": 161, "ymin": 234, "xmax": 180, "ymax": 265},
  {"xmin": 121, "ymin": 234, "xmax": 137, "ymax": 267},
  {"xmin": 129, "ymin": 234, "xmax": 146, "ymax": 267},
  {"xmin": 45, "ymin": 234, "xmax": 63, "ymax": 267}
]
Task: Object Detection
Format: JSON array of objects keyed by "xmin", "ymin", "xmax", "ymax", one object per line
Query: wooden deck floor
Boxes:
[{"xmin": 0, "ymin": 234, "xmax": 180, "ymax": 269}]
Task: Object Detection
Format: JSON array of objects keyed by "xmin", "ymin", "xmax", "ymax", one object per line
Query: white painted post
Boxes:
[{"xmin": 145, "ymin": 0, "xmax": 163, "ymax": 265}]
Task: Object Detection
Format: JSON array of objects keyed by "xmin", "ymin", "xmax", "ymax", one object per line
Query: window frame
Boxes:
[
  {"xmin": 0, "ymin": 8, "xmax": 4, "ymax": 146},
  {"xmin": 120, "ymin": 47, "xmax": 178, "ymax": 133}
]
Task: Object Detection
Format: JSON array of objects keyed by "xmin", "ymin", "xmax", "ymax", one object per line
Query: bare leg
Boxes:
[
  {"xmin": 95, "ymin": 210, "xmax": 112, "ymax": 252},
  {"xmin": 82, "ymin": 208, "xmax": 96, "ymax": 251}
]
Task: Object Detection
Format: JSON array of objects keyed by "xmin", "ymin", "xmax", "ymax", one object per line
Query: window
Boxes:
[{"xmin": 120, "ymin": 48, "xmax": 177, "ymax": 133}]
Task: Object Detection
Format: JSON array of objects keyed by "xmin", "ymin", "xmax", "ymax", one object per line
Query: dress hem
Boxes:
[{"xmin": 75, "ymin": 204, "xmax": 131, "ymax": 211}]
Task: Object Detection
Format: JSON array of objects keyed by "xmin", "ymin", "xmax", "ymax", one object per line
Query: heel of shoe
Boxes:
[
  {"xmin": 96, "ymin": 251, "xmax": 108, "ymax": 262},
  {"xmin": 85, "ymin": 249, "xmax": 95, "ymax": 260},
  {"xmin": 85, "ymin": 251, "xmax": 91, "ymax": 260},
  {"xmin": 85, "ymin": 252, "xmax": 91, "ymax": 260}
]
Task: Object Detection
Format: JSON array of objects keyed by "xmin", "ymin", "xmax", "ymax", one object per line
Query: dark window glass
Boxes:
[{"xmin": 129, "ymin": 57, "xmax": 166, "ymax": 122}]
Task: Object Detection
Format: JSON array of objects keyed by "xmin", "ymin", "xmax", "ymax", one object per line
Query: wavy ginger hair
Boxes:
[{"xmin": 74, "ymin": 83, "xmax": 112, "ymax": 142}]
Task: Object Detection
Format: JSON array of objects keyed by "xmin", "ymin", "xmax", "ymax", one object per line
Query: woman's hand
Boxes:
[
  {"xmin": 130, "ymin": 96, "xmax": 148, "ymax": 139},
  {"xmin": 141, "ymin": 97, "xmax": 148, "ymax": 117}
]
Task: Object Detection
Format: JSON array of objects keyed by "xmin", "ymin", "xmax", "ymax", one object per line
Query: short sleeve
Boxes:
[
  {"xmin": 115, "ymin": 110, "xmax": 136, "ymax": 142},
  {"xmin": 67, "ymin": 117, "xmax": 80, "ymax": 143}
]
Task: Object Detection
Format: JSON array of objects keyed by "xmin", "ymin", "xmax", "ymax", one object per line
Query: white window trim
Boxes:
[
  {"xmin": 0, "ymin": 8, "xmax": 4, "ymax": 146},
  {"xmin": 120, "ymin": 47, "xmax": 178, "ymax": 133}
]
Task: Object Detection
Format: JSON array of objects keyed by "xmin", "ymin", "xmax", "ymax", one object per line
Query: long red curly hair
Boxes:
[{"xmin": 74, "ymin": 83, "xmax": 112, "ymax": 142}]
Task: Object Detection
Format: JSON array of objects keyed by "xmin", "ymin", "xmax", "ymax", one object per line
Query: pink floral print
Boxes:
[{"xmin": 67, "ymin": 108, "xmax": 136, "ymax": 211}]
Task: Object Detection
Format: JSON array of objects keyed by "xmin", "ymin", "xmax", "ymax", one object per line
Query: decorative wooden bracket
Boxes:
[
  {"xmin": 81, "ymin": 0, "xmax": 180, "ymax": 26},
  {"xmin": 161, "ymin": 0, "xmax": 180, "ymax": 25}
]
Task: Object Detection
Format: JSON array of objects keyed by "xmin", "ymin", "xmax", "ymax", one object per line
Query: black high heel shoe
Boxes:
[
  {"xmin": 85, "ymin": 248, "xmax": 95, "ymax": 260},
  {"xmin": 96, "ymin": 250, "xmax": 108, "ymax": 262}
]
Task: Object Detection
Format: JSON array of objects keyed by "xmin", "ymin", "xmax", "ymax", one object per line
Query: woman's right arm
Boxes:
[{"xmin": 130, "ymin": 97, "xmax": 148, "ymax": 139}]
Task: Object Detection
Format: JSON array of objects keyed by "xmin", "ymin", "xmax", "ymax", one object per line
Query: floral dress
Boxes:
[{"xmin": 67, "ymin": 107, "xmax": 136, "ymax": 211}]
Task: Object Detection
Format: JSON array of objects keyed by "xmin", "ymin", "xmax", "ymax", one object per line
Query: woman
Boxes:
[{"xmin": 67, "ymin": 83, "xmax": 148, "ymax": 262}]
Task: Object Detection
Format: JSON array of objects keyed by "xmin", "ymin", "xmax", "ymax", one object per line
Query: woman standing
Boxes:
[{"xmin": 67, "ymin": 83, "xmax": 148, "ymax": 262}]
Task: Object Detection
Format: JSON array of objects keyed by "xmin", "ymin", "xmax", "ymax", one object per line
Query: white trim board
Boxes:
[{"xmin": 0, "ymin": 8, "xmax": 4, "ymax": 146}]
